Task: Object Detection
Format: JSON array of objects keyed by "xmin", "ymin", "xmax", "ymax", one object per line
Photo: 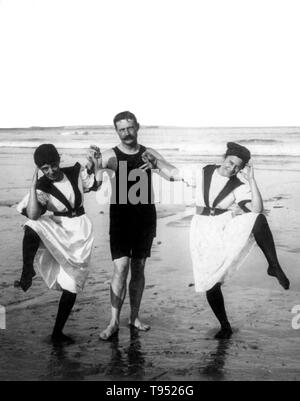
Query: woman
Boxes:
[
  {"xmin": 15, "ymin": 144, "xmax": 102, "ymax": 343},
  {"xmin": 189, "ymin": 142, "xmax": 290, "ymax": 339}
]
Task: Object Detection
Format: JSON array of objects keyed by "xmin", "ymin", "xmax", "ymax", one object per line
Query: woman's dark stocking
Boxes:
[
  {"xmin": 206, "ymin": 283, "xmax": 233, "ymax": 339},
  {"xmin": 51, "ymin": 290, "xmax": 77, "ymax": 343},
  {"xmin": 14, "ymin": 226, "xmax": 40, "ymax": 292},
  {"xmin": 252, "ymin": 214, "xmax": 290, "ymax": 289}
]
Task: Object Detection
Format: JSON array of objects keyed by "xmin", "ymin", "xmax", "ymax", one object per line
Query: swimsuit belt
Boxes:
[
  {"xmin": 54, "ymin": 206, "xmax": 85, "ymax": 218},
  {"xmin": 196, "ymin": 206, "xmax": 228, "ymax": 216}
]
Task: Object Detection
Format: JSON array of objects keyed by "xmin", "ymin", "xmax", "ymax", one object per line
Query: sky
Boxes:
[{"xmin": 0, "ymin": 0, "xmax": 300, "ymax": 128}]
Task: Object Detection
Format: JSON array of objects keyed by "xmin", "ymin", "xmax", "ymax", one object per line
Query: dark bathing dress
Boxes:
[{"xmin": 109, "ymin": 145, "xmax": 157, "ymax": 260}]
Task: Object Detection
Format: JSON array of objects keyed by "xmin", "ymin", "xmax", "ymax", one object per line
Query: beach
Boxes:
[{"xmin": 0, "ymin": 127, "xmax": 300, "ymax": 381}]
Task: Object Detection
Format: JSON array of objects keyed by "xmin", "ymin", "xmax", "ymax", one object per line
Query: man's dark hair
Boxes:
[{"xmin": 113, "ymin": 111, "xmax": 138, "ymax": 128}]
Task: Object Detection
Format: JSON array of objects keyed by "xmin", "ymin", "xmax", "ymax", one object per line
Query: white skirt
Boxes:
[
  {"xmin": 190, "ymin": 211, "xmax": 258, "ymax": 292},
  {"xmin": 25, "ymin": 214, "xmax": 94, "ymax": 293}
]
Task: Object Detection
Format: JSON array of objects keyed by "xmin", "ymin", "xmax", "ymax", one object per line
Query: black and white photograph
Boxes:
[{"xmin": 0, "ymin": 0, "xmax": 300, "ymax": 383}]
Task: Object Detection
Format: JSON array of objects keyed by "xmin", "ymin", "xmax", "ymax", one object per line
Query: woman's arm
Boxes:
[
  {"xmin": 86, "ymin": 146, "xmax": 104, "ymax": 189},
  {"xmin": 240, "ymin": 162, "xmax": 263, "ymax": 213},
  {"xmin": 87, "ymin": 146, "xmax": 118, "ymax": 186},
  {"xmin": 26, "ymin": 168, "xmax": 43, "ymax": 220}
]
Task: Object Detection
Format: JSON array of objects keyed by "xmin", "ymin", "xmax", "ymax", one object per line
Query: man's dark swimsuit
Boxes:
[{"xmin": 109, "ymin": 145, "xmax": 156, "ymax": 260}]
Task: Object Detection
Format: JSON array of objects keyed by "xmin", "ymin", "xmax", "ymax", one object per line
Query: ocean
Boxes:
[{"xmin": 0, "ymin": 125, "xmax": 300, "ymax": 169}]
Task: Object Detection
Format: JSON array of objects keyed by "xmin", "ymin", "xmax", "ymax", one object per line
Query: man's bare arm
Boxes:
[{"xmin": 141, "ymin": 148, "xmax": 182, "ymax": 181}]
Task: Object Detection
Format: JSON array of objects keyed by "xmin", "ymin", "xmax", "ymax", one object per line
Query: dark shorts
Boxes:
[
  {"xmin": 110, "ymin": 231, "xmax": 154, "ymax": 260},
  {"xmin": 109, "ymin": 204, "xmax": 156, "ymax": 260}
]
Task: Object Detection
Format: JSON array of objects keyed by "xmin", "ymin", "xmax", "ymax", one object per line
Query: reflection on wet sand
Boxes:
[
  {"xmin": 44, "ymin": 343, "xmax": 105, "ymax": 381},
  {"xmin": 45, "ymin": 345, "xmax": 85, "ymax": 381},
  {"xmin": 199, "ymin": 339, "xmax": 232, "ymax": 380},
  {"xmin": 105, "ymin": 327, "xmax": 146, "ymax": 380},
  {"xmin": 42, "ymin": 327, "xmax": 146, "ymax": 380}
]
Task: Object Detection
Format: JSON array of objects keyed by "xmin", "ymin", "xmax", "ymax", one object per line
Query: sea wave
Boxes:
[
  {"xmin": 1, "ymin": 140, "xmax": 300, "ymax": 157},
  {"xmin": 237, "ymin": 139, "xmax": 281, "ymax": 144}
]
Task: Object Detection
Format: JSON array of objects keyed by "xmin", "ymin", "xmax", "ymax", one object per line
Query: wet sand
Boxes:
[{"xmin": 0, "ymin": 150, "xmax": 300, "ymax": 381}]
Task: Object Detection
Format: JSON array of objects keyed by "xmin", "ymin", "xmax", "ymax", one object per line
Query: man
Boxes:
[{"xmin": 90, "ymin": 111, "xmax": 178, "ymax": 340}]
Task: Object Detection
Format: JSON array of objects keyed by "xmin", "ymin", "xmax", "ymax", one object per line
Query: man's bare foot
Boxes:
[
  {"xmin": 129, "ymin": 318, "xmax": 150, "ymax": 331},
  {"xmin": 99, "ymin": 324, "xmax": 119, "ymax": 341},
  {"xmin": 267, "ymin": 265, "xmax": 290, "ymax": 290}
]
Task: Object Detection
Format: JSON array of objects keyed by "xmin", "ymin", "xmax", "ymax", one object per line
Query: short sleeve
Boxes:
[
  {"xmin": 80, "ymin": 166, "xmax": 98, "ymax": 192},
  {"xmin": 234, "ymin": 183, "xmax": 252, "ymax": 212},
  {"xmin": 16, "ymin": 190, "xmax": 49, "ymax": 216},
  {"xmin": 234, "ymin": 183, "xmax": 252, "ymax": 203}
]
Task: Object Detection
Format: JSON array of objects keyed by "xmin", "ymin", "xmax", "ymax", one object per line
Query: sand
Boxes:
[{"xmin": 0, "ymin": 150, "xmax": 300, "ymax": 381}]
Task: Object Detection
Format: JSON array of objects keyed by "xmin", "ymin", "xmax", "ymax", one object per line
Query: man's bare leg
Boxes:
[
  {"xmin": 99, "ymin": 257, "xmax": 130, "ymax": 340},
  {"xmin": 128, "ymin": 258, "xmax": 150, "ymax": 331}
]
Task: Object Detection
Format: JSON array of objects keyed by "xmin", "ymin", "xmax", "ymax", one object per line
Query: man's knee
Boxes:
[
  {"xmin": 131, "ymin": 258, "xmax": 146, "ymax": 276},
  {"xmin": 113, "ymin": 258, "xmax": 130, "ymax": 281}
]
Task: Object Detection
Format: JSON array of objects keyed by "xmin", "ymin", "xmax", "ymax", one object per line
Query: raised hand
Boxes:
[
  {"xmin": 239, "ymin": 160, "xmax": 255, "ymax": 182},
  {"xmin": 87, "ymin": 145, "xmax": 102, "ymax": 172},
  {"xmin": 141, "ymin": 150, "xmax": 158, "ymax": 170},
  {"xmin": 32, "ymin": 167, "xmax": 39, "ymax": 188},
  {"xmin": 89, "ymin": 145, "xmax": 101, "ymax": 159}
]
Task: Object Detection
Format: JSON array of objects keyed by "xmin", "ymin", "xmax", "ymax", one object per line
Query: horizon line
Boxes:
[{"xmin": 1, "ymin": 124, "xmax": 300, "ymax": 131}]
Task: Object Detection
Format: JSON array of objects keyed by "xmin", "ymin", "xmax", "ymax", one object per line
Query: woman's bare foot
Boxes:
[
  {"xmin": 129, "ymin": 318, "xmax": 150, "ymax": 331},
  {"xmin": 267, "ymin": 265, "xmax": 290, "ymax": 290},
  {"xmin": 99, "ymin": 324, "xmax": 119, "ymax": 341}
]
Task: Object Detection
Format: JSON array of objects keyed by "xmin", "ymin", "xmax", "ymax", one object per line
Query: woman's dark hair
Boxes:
[
  {"xmin": 34, "ymin": 144, "xmax": 60, "ymax": 167},
  {"xmin": 224, "ymin": 142, "xmax": 251, "ymax": 169}
]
